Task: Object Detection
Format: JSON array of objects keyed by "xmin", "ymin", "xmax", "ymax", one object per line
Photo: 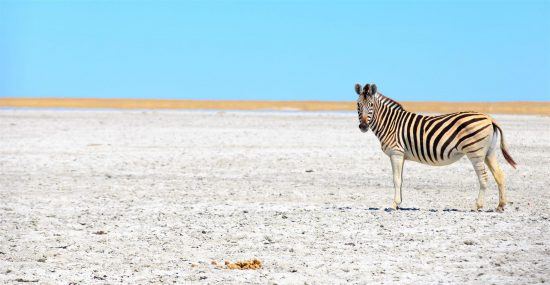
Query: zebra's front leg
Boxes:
[{"xmin": 389, "ymin": 153, "xmax": 405, "ymax": 210}]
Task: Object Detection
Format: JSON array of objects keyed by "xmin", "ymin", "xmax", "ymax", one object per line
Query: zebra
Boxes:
[{"xmin": 355, "ymin": 83, "xmax": 516, "ymax": 212}]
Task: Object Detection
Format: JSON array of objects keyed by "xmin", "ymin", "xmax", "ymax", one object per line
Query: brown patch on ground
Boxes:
[
  {"xmin": 224, "ymin": 259, "xmax": 262, "ymax": 270},
  {"xmin": 0, "ymin": 98, "xmax": 549, "ymax": 115}
]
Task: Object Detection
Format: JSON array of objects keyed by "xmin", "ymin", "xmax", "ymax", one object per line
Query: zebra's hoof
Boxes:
[
  {"xmin": 391, "ymin": 201, "xmax": 401, "ymax": 210},
  {"xmin": 496, "ymin": 205, "xmax": 505, "ymax": 212}
]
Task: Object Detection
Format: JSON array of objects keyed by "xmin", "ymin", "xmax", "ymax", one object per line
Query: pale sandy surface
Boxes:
[
  {"xmin": 0, "ymin": 109, "xmax": 548, "ymax": 284},
  {"xmin": 1, "ymin": 98, "xmax": 550, "ymax": 115}
]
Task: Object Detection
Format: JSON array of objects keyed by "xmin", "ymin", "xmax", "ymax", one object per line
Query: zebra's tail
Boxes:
[{"xmin": 492, "ymin": 121, "xmax": 517, "ymax": 168}]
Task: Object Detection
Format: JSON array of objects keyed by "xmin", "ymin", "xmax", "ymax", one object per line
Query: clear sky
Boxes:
[{"xmin": 1, "ymin": 0, "xmax": 549, "ymax": 101}]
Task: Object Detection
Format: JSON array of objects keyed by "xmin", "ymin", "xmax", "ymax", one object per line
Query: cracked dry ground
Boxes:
[{"xmin": 0, "ymin": 110, "xmax": 548, "ymax": 284}]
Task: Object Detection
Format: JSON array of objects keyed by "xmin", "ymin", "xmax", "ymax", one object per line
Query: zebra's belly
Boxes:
[{"xmin": 403, "ymin": 150, "xmax": 465, "ymax": 166}]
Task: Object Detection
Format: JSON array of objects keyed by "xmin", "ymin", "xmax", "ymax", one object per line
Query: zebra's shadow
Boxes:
[{"xmin": 366, "ymin": 207, "xmax": 496, "ymax": 213}]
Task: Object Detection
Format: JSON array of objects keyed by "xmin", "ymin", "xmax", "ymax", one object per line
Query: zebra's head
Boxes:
[{"xmin": 355, "ymin": 83, "xmax": 377, "ymax": 133}]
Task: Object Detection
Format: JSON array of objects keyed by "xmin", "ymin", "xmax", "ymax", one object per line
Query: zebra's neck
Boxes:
[{"xmin": 370, "ymin": 94, "xmax": 411, "ymax": 140}]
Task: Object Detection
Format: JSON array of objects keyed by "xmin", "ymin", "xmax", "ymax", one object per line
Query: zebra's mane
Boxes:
[{"xmin": 376, "ymin": 93, "xmax": 405, "ymax": 111}]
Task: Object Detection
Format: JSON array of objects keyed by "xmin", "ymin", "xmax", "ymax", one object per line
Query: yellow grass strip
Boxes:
[{"xmin": 0, "ymin": 98, "xmax": 549, "ymax": 115}]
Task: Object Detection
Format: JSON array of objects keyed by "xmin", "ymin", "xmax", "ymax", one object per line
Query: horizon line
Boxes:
[{"xmin": 1, "ymin": 97, "xmax": 549, "ymax": 115}]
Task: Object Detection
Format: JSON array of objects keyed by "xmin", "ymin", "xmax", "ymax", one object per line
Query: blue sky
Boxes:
[{"xmin": 1, "ymin": 0, "xmax": 549, "ymax": 101}]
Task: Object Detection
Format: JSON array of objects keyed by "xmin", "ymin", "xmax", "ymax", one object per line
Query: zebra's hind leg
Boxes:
[
  {"xmin": 389, "ymin": 153, "xmax": 405, "ymax": 210},
  {"xmin": 467, "ymin": 155, "xmax": 489, "ymax": 211},
  {"xmin": 485, "ymin": 153, "xmax": 507, "ymax": 212}
]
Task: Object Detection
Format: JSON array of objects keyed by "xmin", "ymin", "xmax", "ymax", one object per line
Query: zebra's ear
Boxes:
[
  {"xmin": 354, "ymin": 83, "xmax": 362, "ymax": 95},
  {"xmin": 370, "ymin": 84, "xmax": 377, "ymax": 95}
]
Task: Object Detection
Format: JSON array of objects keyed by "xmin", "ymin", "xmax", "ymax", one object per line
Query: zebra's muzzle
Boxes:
[{"xmin": 359, "ymin": 123, "xmax": 368, "ymax": 132}]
